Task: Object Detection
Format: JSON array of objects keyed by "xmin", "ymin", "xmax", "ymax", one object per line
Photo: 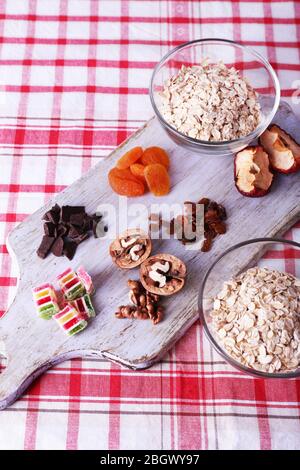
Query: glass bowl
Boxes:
[
  {"xmin": 150, "ymin": 39, "xmax": 280, "ymax": 156},
  {"xmin": 199, "ymin": 238, "xmax": 300, "ymax": 378}
]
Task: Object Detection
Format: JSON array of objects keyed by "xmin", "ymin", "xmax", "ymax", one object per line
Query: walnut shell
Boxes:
[
  {"xmin": 140, "ymin": 253, "xmax": 186, "ymax": 296},
  {"xmin": 109, "ymin": 228, "xmax": 152, "ymax": 269}
]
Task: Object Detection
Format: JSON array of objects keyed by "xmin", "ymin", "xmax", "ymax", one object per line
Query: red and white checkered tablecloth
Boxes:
[{"xmin": 0, "ymin": 0, "xmax": 300, "ymax": 450}]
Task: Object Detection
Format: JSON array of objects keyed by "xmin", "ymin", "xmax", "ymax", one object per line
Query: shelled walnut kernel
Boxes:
[{"xmin": 115, "ymin": 280, "xmax": 164, "ymax": 325}]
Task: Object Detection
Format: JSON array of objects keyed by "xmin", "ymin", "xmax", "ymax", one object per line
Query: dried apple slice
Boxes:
[
  {"xmin": 234, "ymin": 146, "xmax": 274, "ymax": 197},
  {"xmin": 259, "ymin": 125, "xmax": 300, "ymax": 174}
]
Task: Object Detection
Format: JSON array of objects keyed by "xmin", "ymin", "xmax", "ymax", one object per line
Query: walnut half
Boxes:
[
  {"xmin": 109, "ymin": 229, "xmax": 152, "ymax": 269},
  {"xmin": 140, "ymin": 253, "xmax": 187, "ymax": 296}
]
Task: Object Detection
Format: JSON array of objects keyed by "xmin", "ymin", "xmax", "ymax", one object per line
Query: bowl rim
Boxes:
[
  {"xmin": 149, "ymin": 38, "xmax": 281, "ymax": 146},
  {"xmin": 198, "ymin": 237, "xmax": 300, "ymax": 379}
]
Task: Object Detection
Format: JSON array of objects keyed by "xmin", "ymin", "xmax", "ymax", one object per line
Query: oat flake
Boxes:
[{"xmin": 159, "ymin": 61, "xmax": 261, "ymax": 142}]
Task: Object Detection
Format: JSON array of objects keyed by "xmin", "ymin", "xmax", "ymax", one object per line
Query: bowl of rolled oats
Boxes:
[
  {"xmin": 199, "ymin": 238, "xmax": 300, "ymax": 377},
  {"xmin": 150, "ymin": 39, "xmax": 280, "ymax": 156}
]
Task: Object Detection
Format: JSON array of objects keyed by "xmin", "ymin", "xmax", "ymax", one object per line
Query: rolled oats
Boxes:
[
  {"xmin": 159, "ymin": 61, "xmax": 261, "ymax": 142},
  {"xmin": 210, "ymin": 267, "xmax": 300, "ymax": 373}
]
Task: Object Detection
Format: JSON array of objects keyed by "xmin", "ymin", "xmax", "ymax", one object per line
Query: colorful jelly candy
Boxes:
[
  {"xmin": 77, "ymin": 266, "xmax": 95, "ymax": 295},
  {"xmin": 69, "ymin": 293, "xmax": 95, "ymax": 320},
  {"xmin": 57, "ymin": 267, "xmax": 86, "ymax": 300},
  {"xmin": 32, "ymin": 283, "xmax": 59, "ymax": 319},
  {"xmin": 53, "ymin": 305, "xmax": 87, "ymax": 336}
]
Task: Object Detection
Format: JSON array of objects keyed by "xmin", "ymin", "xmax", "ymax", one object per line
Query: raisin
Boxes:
[
  {"xmin": 217, "ymin": 204, "xmax": 227, "ymax": 220},
  {"xmin": 204, "ymin": 209, "xmax": 219, "ymax": 224},
  {"xmin": 210, "ymin": 221, "xmax": 226, "ymax": 234},
  {"xmin": 198, "ymin": 197, "xmax": 210, "ymax": 207},
  {"xmin": 201, "ymin": 237, "xmax": 212, "ymax": 252}
]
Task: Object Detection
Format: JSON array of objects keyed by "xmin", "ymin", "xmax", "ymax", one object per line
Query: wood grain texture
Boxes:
[{"xmin": 0, "ymin": 100, "xmax": 299, "ymax": 410}]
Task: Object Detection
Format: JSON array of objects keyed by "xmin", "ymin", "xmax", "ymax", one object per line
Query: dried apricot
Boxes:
[
  {"xmin": 108, "ymin": 167, "xmax": 145, "ymax": 197},
  {"xmin": 116, "ymin": 146, "xmax": 143, "ymax": 170},
  {"xmin": 144, "ymin": 163, "xmax": 170, "ymax": 196},
  {"xmin": 141, "ymin": 146, "xmax": 170, "ymax": 169},
  {"xmin": 130, "ymin": 163, "xmax": 146, "ymax": 181}
]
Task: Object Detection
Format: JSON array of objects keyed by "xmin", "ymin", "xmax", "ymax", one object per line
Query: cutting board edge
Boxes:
[
  {"xmin": 101, "ymin": 312, "xmax": 199, "ymax": 369},
  {"xmin": 0, "ymin": 312, "xmax": 198, "ymax": 410}
]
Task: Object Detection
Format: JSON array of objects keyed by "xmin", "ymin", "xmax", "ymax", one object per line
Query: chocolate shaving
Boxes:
[
  {"xmin": 43, "ymin": 222, "xmax": 56, "ymax": 237},
  {"xmin": 60, "ymin": 205, "xmax": 85, "ymax": 223},
  {"xmin": 69, "ymin": 212, "xmax": 86, "ymax": 227},
  {"xmin": 43, "ymin": 203, "xmax": 60, "ymax": 225},
  {"xmin": 37, "ymin": 236, "xmax": 55, "ymax": 259},
  {"xmin": 51, "ymin": 236, "xmax": 64, "ymax": 257},
  {"xmin": 56, "ymin": 224, "xmax": 68, "ymax": 237},
  {"xmin": 63, "ymin": 240, "xmax": 78, "ymax": 260},
  {"xmin": 73, "ymin": 232, "xmax": 90, "ymax": 245},
  {"xmin": 37, "ymin": 204, "xmax": 106, "ymax": 260},
  {"xmin": 68, "ymin": 225, "xmax": 84, "ymax": 239}
]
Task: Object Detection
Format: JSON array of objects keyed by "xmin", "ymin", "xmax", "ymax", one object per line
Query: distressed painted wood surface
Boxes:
[{"xmin": 0, "ymin": 101, "xmax": 299, "ymax": 410}]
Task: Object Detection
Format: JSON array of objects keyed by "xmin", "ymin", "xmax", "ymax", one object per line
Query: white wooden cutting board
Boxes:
[{"xmin": 0, "ymin": 101, "xmax": 299, "ymax": 410}]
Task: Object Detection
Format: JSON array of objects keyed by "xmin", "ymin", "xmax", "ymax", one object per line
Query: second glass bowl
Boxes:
[
  {"xmin": 150, "ymin": 39, "xmax": 280, "ymax": 156},
  {"xmin": 199, "ymin": 238, "xmax": 300, "ymax": 378}
]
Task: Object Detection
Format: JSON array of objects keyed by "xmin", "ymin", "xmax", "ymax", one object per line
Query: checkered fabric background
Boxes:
[{"xmin": 0, "ymin": 0, "xmax": 300, "ymax": 450}]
